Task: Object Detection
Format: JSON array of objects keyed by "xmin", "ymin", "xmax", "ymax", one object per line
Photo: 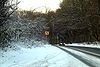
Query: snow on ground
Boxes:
[
  {"xmin": 0, "ymin": 44, "xmax": 89, "ymax": 67},
  {"xmin": 65, "ymin": 42, "xmax": 100, "ymax": 48}
]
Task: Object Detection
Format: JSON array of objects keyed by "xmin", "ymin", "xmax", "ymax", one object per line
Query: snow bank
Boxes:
[{"xmin": 65, "ymin": 42, "xmax": 100, "ymax": 49}]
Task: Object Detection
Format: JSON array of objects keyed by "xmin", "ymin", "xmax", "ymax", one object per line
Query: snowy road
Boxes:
[
  {"xmin": 57, "ymin": 46, "xmax": 100, "ymax": 67},
  {"xmin": 65, "ymin": 44, "xmax": 100, "ymax": 54},
  {"xmin": 67, "ymin": 46, "xmax": 100, "ymax": 58},
  {"xmin": 0, "ymin": 44, "xmax": 90, "ymax": 67}
]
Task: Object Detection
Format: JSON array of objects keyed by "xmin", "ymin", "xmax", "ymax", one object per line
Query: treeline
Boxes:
[
  {"xmin": 0, "ymin": 0, "xmax": 47, "ymax": 48},
  {"xmin": 47, "ymin": 0, "xmax": 100, "ymax": 44},
  {"xmin": 17, "ymin": 11, "xmax": 46, "ymax": 20},
  {"xmin": 0, "ymin": 10, "xmax": 48, "ymax": 48},
  {"xmin": 16, "ymin": 0, "xmax": 100, "ymax": 44}
]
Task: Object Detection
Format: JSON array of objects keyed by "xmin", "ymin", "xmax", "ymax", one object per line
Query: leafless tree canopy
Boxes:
[{"xmin": 0, "ymin": 0, "xmax": 19, "ymax": 48}]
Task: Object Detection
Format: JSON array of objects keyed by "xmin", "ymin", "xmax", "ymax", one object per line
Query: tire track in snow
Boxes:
[
  {"xmin": 56, "ymin": 46, "xmax": 96, "ymax": 67},
  {"xmin": 68, "ymin": 47, "xmax": 100, "ymax": 58}
]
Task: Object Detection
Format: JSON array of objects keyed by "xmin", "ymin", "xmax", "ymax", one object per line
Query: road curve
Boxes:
[{"xmin": 55, "ymin": 46, "xmax": 100, "ymax": 67}]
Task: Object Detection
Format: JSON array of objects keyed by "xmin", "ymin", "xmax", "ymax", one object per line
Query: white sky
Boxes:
[{"xmin": 18, "ymin": 0, "xmax": 62, "ymax": 12}]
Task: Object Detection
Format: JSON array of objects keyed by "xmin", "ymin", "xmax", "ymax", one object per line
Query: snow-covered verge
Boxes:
[
  {"xmin": 64, "ymin": 42, "xmax": 100, "ymax": 49},
  {"xmin": 0, "ymin": 44, "xmax": 89, "ymax": 67}
]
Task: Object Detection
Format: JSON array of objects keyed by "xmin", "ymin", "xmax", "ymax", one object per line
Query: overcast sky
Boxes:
[{"xmin": 18, "ymin": 0, "xmax": 62, "ymax": 12}]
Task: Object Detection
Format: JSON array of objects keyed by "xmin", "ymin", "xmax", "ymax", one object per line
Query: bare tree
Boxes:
[{"xmin": 0, "ymin": 0, "xmax": 19, "ymax": 48}]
